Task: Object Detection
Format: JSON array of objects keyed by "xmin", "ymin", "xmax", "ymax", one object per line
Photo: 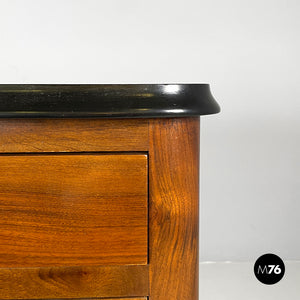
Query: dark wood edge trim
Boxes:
[{"xmin": 0, "ymin": 84, "xmax": 220, "ymax": 118}]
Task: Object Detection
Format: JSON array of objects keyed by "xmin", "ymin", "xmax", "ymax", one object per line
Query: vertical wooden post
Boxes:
[{"xmin": 149, "ymin": 117, "xmax": 200, "ymax": 300}]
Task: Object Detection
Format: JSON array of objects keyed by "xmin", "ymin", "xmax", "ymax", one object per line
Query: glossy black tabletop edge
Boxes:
[{"xmin": 0, "ymin": 84, "xmax": 220, "ymax": 118}]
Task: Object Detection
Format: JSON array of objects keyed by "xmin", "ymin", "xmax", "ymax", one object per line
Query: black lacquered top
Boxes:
[{"xmin": 0, "ymin": 84, "xmax": 220, "ymax": 118}]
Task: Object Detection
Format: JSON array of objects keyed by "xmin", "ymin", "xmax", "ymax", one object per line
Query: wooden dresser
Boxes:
[{"xmin": 0, "ymin": 84, "xmax": 220, "ymax": 300}]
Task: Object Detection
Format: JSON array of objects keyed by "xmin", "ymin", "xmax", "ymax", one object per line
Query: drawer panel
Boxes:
[
  {"xmin": 101, "ymin": 299, "xmax": 146, "ymax": 300},
  {"xmin": 0, "ymin": 119, "xmax": 149, "ymax": 152},
  {"xmin": 0, "ymin": 154, "xmax": 148, "ymax": 267},
  {"xmin": 0, "ymin": 265, "xmax": 149, "ymax": 299}
]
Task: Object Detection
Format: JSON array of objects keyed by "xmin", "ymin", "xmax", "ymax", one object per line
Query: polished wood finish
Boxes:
[
  {"xmin": 26, "ymin": 299, "xmax": 146, "ymax": 300},
  {"xmin": 0, "ymin": 84, "xmax": 220, "ymax": 118},
  {"xmin": 0, "ymin": 117, "xmax": 200, "ymax": 300},
  {"xmin": 0, "ymin": 119, "xmax": 149, "ymax": 153},
  {"xmin": 0, "ymin": 265, "xmax": 149, "ymax": 299},
  {"xmin": 94, "ymin": 298, "xmax": 146, "ymax": 300},
  {"xmin": 104, "ymin": 298, "xmax": 146, "ymax": 300},
  {"xmin": 59, "ymin": 298, "xmax": 146, "ymax": 300},
  {"xmin": 149, "ymin": 118, "xmax": 200, "ymax": 300},
  {"xmin": 88, "ymin": 298, "xmax": 146, "ymax": 300},
  {"xmin": 0, "ymin": 154, "xmax": 148, "ymax": 267}
]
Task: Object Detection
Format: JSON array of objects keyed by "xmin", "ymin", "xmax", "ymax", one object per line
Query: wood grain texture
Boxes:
[
  {"xmin": 149, "ymin": 118, "xmax": 199, "ymax": 300},
  {"xmin": 0, "ymin": 298, "xmax": 146, "ymax": 300},
  {"xmin": 0, "ymin": 154, "xmax": 148, "ymax": 267},
  {"xmin": 76, "ymin": 298, "xmax": 146, "ymax": 300},
  {"xmin": 0, "ymin": 265, "xmax": 149, "ymax": 299},
  {"xmin": 0, "ymin": 119, "xmax": 149, "ymax": 153},
  {"xmin": 73, "ymin": 298, "xmax": 146, "ymax": 300},
  {"xmin": 100, "ymin": 298, "xmax": 146, "ymax": 300}
]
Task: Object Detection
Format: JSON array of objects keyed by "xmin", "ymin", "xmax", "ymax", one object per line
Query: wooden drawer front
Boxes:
[
  {"xmin": 0, "ymin": 119, "xmax": 149, "ymax": 152},
  {"xmin": 1, "ymin": 265, "xmax": 149, "ymax": 299},
  {"xmin": 0, "ymin": 154, "xmax": 148, "ymax": 267}
]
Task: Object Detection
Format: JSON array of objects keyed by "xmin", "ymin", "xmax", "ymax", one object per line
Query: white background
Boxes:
[{"xmin": 0, "ymin": 0, "xmax": 299, "ymax": 263}]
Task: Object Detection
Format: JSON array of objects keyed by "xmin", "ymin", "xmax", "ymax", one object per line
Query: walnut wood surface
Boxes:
[
  {"xmin": 148, "ymin": 118, "xmax": 200, "ymax": 300},
  {"xmin": 0, "ymin": 117, "xmax": 200, "ymax": 300},
  {"xmin": 83, "ymin": 298, "xmax": 146, "ymax": 300},
  {"xmin": 103, "ymin": 298, "xmax": 146, "ymax": 300},
  {"xmin": 0, "ymin": 265, "xmax": 149, "ymax": 299},
  {"xmin": 0, "ymin": 119, "xmax": 148, "ymax": 152},
  {"xmin": 56, "ymin": 299, "xmax": 146, "ymax": 300},
  {"xmin": 0, "ymin": 154, "xmax": 148, "ymax": 267},
  {"xmin": 90, "ymin": 298, "xmax": 146, "ymax": 300},
  {"xmin": 88, "ymin": 299, "xmax": 146, "ymax": 300}
]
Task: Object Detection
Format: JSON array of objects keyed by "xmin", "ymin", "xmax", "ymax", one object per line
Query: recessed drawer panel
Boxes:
[{"xmin": 0, "ymin": 154, "xmax": 148, "ymax": 267}]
